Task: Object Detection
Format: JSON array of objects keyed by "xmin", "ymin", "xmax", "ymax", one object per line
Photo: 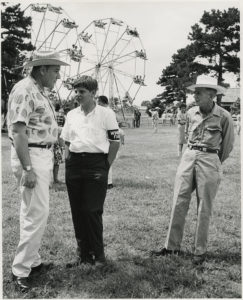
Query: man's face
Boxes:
[
  {"xmin": 194, "ymin": 88, "xmax": 215, "ymax": 108},
  {"xmin": 74, "ymin": 87, "xmax": 95, "ymax": 104},
  {"xmin": 42, "ymin": 65, "xmax": 61, "ymax": 89}
]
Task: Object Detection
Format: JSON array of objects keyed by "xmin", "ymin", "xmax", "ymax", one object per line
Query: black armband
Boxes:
[{"xmin": 107, "ymin": 129, "xmax": 120, "ymax": 141}]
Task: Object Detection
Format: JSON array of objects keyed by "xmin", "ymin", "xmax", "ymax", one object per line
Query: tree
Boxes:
[
  {"xmin": 157, "ymin": 44, "xmax": 207, "ymax": 104},
  {"xmin": 157, "ymin": 7, "xmax": 240, "ymax": 106},
  {"xmin": 188, "ymin": 7, "xmax": 240, "ymax": 104},
  {"xmin": 141, "ymin": 100, "xmax": 151, "ymax": 107},
  {"xmin": 1, "ymin": 3, "xmax": 34, "ymax": 121}
]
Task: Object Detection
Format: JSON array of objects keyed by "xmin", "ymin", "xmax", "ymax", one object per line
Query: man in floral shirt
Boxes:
[{"xmin": 8, "ymin": 51, "xmax": 68, "ymax": 292}]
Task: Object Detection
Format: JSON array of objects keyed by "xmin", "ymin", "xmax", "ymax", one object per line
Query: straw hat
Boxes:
[
  {"xmin": 24, "ymin": 51, "xmax": 69, "ymax": 68},
  {"xmin": 187, "ymin": 75, "xmax": 226, "ymax": 95}
]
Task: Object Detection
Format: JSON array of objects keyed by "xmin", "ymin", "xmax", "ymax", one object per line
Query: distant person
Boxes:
[
  {"xmin": 133, "ymin": 109, "xmax": 141, "ymax": 128},
  {"xmin": 151, "ymin": 108, "xmax": 159, "ymax": 133},
  {"xmin": 151, "ymin": 75, "xmax": 234, "ymax": 265},
  {"xmin": 177, "ymin": 103, "xmax": 187, "ymax": 157}
]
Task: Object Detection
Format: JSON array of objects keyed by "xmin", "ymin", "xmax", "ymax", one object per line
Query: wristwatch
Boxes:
[{"xmin": 24, "ymin": 165, "xmax": 32, "ymax": 171}]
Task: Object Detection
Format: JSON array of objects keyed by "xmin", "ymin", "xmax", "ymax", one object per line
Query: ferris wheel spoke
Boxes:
[
  {"xmin": 33, "ymin": 9, "xmax": 48, "ymax": 49},
  {"xmin": 110, "ymin": 25, "xmax": 122, "ymax": 62},
  {"xmin": 49, "ymin": 14, "xmax": 62, "ymax": 49},
  {"xmin": 99, "ymin": 68, "xmax": 109, "ymax": 94},
  {"xmin": 102, "ymin": 51, "xmax": 136, "ymax": 66},
  {"xmin": 93, "ymin": 27, "xmax": 101, "ymax": 62},
  {"xmin": 113, "ymin": 56, "xmax": 137, "ymax": 68},
  {"xmin": 99, "ymin": 21, "xmax": 111, "ymax": 64},
  {"xmin": 116, "ymin": 36, "xmax": 133, "ymax": 59},
  {"xmin": 132, "ymin": 85, "xmax": 142, "ymax": 103},
  {"xmin": 104, "ymin": 69, "xmax": 109, "ymax": 91},
  {"xmin": 82, "ymin": 57, "xmax": 98, "ymax": 65},
  {"xmin": 37, "ymin": 20, "xmax": 63, "ymax": 50},
  {"xmin": 113, "ymin": 73, "xmax": 128, "ymax": 94},
  {"xmin": 78, "ymin": 65, "xmax": 97, "ymax": 76},
  {"xmin": 100, "ymin": 29, "xmax": 127, "ymax": 65},
  {"xmin": 55, "ymin": 28, "xmax": 72, "ymax": 49},
  {"xmin": 113, "ymin": 67, "xmax": 134, "ymax": 79}
]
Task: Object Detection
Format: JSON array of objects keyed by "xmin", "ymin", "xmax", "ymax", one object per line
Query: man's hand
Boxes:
[{"xmin": 21, "ymin": 170, "xmax": 37, "ymax": 189}]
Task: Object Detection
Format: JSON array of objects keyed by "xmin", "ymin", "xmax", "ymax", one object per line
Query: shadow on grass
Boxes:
[
  {"xmin": 3, "ymin": 253, "xmax": 204, "ymax": 299},
  {"xmin": 205, "ymin": 250, "xmax": 241, "ymax": 264},
  {"xmin": 115, "ymin": 178, "xmax": 156, "ymax": 189}
]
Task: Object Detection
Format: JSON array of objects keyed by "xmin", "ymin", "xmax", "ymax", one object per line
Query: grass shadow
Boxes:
[{"xmin": 115, "ymin": 178, "xmax": 156, "ymax": 189}]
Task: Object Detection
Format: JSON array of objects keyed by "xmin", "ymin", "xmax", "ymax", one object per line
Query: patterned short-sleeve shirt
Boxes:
[{"xmin": 7, "ymin": 76, "xmax": 58, "ymax": 144}]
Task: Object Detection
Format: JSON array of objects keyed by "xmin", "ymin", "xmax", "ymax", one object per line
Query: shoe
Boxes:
[
  {"xmin": 107, "ymin": 184, "xmax": 113, "ymax": 189},
  {"xmin": 30, "ymin": 262, "xmax": 54, "ymax": 276},
  {"xmin": 66, "ymin": 256, "xmax": 95, "ymax": 268},
  {"xmin": 12, "ymin": 274, "xmax": 30, "ymax": 293},
  {"xmin": 95, "ymin": 253, "xmax": 107, "ymax": 266},
  {"xmin": 150, "ymin": 247, "xmax": 181, "ymax": 257},
  {"xmin": 192, "ymin": 254, "xmax": 206, "ymax": 265}
]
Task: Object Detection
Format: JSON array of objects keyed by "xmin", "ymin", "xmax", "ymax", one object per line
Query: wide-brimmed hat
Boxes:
[
  {"xmin": 187, "ymin": 75, "xmax": 226, "ymax": 95},
  {"xmin": 24, "ymin": 51, "xmax": 69, "ymax": 68}
]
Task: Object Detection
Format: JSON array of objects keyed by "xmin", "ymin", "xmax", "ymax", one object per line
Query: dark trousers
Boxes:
[{"xmin": 65, "ymin": 152, "xmax": 109, "ymax": 259}]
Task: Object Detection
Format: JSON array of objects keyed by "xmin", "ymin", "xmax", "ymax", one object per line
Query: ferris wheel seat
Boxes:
[
  {"xmin": 31, "ymin": 5, "xmax": 47, "ymax": 13},
  {"xmin": 94, "ymin": 20, "xmax": 107, "ymax": 28},
  {"xmin": 47, "ymin": 5, "xmax": 63, "ymax": 14}
]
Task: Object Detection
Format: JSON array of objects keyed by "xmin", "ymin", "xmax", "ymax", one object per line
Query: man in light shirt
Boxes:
[
  {"xmin": 151, "ymin": 75, "xmax": 234, "ymax": 264},
  {"xmin": 61, "ymin": 76, "xmax": 120, "ymax": 267}
]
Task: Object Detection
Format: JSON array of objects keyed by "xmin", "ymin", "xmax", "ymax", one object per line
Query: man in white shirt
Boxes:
[{"xmin": 61, "ymin": 76, "xmax": 120, "ymax": 267}]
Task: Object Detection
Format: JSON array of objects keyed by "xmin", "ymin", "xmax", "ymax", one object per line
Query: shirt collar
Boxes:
[
  {"xmin": 80, "ymin": 102, "xmax": 97, "ymax": 116},
  {"xmin": 29, "ymin": 75, "xmax": 46, "ymax": 96}
]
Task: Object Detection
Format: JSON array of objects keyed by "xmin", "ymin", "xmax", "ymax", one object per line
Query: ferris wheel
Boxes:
[
  {"xmin": 74, "ymin": 17, "xmax": 147, "ymax": 105},
  {"xmin": 24, "ymin": 3, "xmax": 82, "ymax": 98}
]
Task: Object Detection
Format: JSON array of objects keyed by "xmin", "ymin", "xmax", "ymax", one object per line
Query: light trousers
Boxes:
[
  {"xmin": 11, "ymin": 146, "xmax": 53, "ymax": 277},
  {"xmin": 165, "ymin": 148, "xmax": 222, "ymax": 255}
]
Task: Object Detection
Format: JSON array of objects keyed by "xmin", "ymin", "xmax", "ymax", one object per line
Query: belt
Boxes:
[
  {"xmin": 11, "ymin": 142, "xmax": 53, "ymax": 149},
  {"xmin": 70, "ymin": 152, "xmax": 106, "ymax": 157},
  {"xmin": 28, "ymin": 143, "xmax": 53, "ymax": 149},
  {"xmin": 188, "ymin": 144, "xmax": 218, "ymax": 154}
]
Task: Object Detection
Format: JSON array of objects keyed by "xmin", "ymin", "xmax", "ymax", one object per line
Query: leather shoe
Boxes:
[
  {"xmin": 192, "ymin": 254, "xmax": 206, "ymax": 265},
  {"xmin": 150, "ymin": 247, "xmax": 181, "ymax": 257},
  {"xmin": 66, "ymin": 256, "xmax": 95, "ymax": 268},
  {"xmin": 12, "ymin": 274, "xmax": 30, "ymax": 292},
  {"xmin": 95, "ymin": 253, "xmax": 107, "ymax": 266},
  {"xmin": 30, "ymin": 262, "xmax": 54, "ymax": 276}
]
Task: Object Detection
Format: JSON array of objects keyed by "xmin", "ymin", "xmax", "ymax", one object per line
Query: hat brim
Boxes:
[
  {"xmin": 24, "ymin": 59, "xmax": 69, "ymax": 68},
  {"xmin": 187, "ymin": 84, "xmax": 226, "ymax": 95}
]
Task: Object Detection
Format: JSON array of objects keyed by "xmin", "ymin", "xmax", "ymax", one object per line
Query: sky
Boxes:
[{"xmin": 18, "ymin": 0, "xmax": 240, "ymax": 105}]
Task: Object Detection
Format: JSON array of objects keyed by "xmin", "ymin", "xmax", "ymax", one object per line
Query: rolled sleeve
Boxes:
[{"xmin": 105, "ymin": 109, "xmax": 120, "ymax": 142}]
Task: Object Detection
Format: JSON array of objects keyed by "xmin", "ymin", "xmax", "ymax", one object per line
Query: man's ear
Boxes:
[{"xmin": 39, "ymin": 66, "xmax": 47, "ymax": 76}]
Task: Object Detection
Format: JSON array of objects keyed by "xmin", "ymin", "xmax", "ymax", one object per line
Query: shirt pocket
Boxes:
[{"xmin": 203, "ymin": 127, "xmax": 221, "ymax": 147}]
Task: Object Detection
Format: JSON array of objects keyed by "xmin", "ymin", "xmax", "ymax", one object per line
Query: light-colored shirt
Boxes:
[
  {"xmin": 60, "ymin": 105, "xmax": 119, "ymax": 153},
  {"xmin": 7, "ymin": 75, "xmax": 58, "ymax": 144},
  {"xmin": 185, "ymin": 103, "xmax": 234, "ymax": 162}
]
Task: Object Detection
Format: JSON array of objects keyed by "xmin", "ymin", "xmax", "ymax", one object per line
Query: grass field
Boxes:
[{"xmin": 2, "ymin": 125, "xmax": 241, "ymax": 298}]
